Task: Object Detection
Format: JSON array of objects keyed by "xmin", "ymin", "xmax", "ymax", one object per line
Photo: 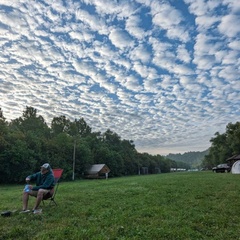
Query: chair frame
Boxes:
[{"xmin": 43, "ymin": 168, "xmax": 63, "ymax": 206}]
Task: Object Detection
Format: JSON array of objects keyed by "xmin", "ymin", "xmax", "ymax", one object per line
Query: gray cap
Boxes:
[{"xmin": 41, "ymin": 163, "xmax": 50, "ymax": 169}]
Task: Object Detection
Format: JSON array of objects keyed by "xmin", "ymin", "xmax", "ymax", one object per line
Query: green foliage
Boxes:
[
  {"xmin": 203, "ymin": 122, "xmax": 240, "ymax": 168},
  {"xmin": 0, "ymin": 111, "xmax": 9, "ymax": 152},
  {"xmin": 1, "ymin": 172, "xmax": 240, "ymax": 239},
  {"xmin": 51, "ymin": 115, "xmax": 71, "ymax": 136},
  {"xmin": 167, "ymin": 150, "xmax": 209, "ymax": 168},
  {"xmin": 0, "ymin": 106, "xmax": 174, "ymax": 183},
  {"xmin": 1, "ymin": 105, "xmax": 239, "ymax": 182}
]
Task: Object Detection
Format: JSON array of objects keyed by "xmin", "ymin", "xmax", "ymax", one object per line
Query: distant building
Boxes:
[
  {"xmin": 85, "ymin": 164, "xmax": 110, "ymax": 179},
  {"xmin": 170, "ymin": 168, "xmax": 187, "ymax": 172}
]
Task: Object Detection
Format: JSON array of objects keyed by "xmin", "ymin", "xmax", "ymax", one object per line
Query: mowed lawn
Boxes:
[{"xmin": 1, "ymin": 171, "xmax": 240, "ymax": 240}]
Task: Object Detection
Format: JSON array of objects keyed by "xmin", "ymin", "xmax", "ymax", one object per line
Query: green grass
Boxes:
[{"xmin": 1, "ymin": 172, "xmax": 240, "ymax": 239}]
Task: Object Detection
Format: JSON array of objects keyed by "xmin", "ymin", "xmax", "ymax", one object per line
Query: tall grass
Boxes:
[{"xmin": 1, "ymin": 172, "xmax": 240, "ymax": 239}]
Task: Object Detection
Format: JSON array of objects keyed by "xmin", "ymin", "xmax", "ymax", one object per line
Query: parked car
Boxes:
[{"xmin": 212, "ymin": 163, "xmax": 231, "ymax": 173}]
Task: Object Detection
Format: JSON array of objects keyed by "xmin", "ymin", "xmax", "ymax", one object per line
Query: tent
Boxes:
[{"xmin": 231, "ymin": 160, "xmax": 240, "ymax": 174}]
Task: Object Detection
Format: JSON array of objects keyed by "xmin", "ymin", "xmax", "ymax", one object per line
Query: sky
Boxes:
[{"xmin": 0, "ymin": 0, "xmax": 239, "ymax": 156}]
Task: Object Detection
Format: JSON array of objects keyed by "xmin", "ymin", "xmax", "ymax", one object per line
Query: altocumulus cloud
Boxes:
[{"xmin": 0, "ymin": 0, "xmax": 239, "ymax": 155}]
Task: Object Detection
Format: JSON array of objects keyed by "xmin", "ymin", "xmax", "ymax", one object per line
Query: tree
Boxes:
[
  {"xmin": 10, "ymin": 106, "xmax": 50, "ymax": 138},
  {"xmin": 225, "ymin": 122, "xmax": 240, "ymax": 155},
  {"xmin": 0, "ymin": 108, "xmax": 10, "ymax": 182},
  {"xmin": 3, "ymin": 139, "xmax": 36, "ymax": 182},
  {"xmin": 51, "ymin": 115, "xmax": 71, "ymax": 136},
  {"xmin": 69, "ymin": 118, "xmax": 92, "ymax": 137},
  {"xmin": 202, "ymin": 122, "xmax": 240, "ymax": 168},
  {"xmin": 74, "ymin": 140, "xmax": 94, "ymax": 177},
  {"xmin": 0, "ymin": 108, "xmax": 8, "ymax": 152},
  {"xmin": 1, "ymin": 105, "xmax": 181, "ymax": 183},
  {"xmin": 102, "ymin": 129, "xmax": 121, "ymax": 148},
  {"xmin": 9, "ymin": 106, "xmax": 51, "ymax": 165}
]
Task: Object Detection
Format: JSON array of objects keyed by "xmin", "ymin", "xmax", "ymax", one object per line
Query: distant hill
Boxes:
[{"xmin": 166, "ymin": 149, "xmax": 209, "ymax": 168}]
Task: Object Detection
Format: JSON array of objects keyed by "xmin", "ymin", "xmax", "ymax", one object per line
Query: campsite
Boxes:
[
  {"xmin": 0, "ymin": 0, "xmax": 240, "ymax": 238},
  {"xmin": 1, "ymin": 171, "xmax": 240, "ymax": 239}
]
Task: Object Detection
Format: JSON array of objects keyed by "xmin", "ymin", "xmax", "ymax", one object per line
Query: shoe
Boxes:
[
  {"xmin": 33, "ymin": 209, "xmax": 42, "ymax": 214},
  {"xmin": 20, "ymin": 209, "xmax": 30, "ymax": 213}
]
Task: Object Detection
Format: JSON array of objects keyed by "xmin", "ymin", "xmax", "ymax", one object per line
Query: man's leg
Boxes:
[
  {"xmin": 22, "ymin": 190, "xmax": 37, "ymax": 211},
  {"xmin": 33, "ymin": 189, "xmax": 50, "ymax": 210},
  {"xmin": 22, "ymin": 191, "xmax": 29, "ymax": 210}
]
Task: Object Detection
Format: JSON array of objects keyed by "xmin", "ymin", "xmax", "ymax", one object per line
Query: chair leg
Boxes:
[{"xmin": 49, "ymin": 198, "xmax": 57, "ymax": 206}]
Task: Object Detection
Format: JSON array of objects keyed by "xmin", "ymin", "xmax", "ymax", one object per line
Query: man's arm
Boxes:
[
  {"xmin": 32, "ymin": 174, "xmax": 55, "ymax": 191},
  {"xmin": 25, "ymin": 173, "xmax": 38, "ymax": 183}
]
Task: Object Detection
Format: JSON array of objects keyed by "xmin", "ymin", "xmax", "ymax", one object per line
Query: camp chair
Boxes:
[{"xmin": 43, "ymin": 168, "xmax": 64, "ymax": 206}]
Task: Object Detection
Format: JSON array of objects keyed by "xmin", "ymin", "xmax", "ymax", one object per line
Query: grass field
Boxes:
[{"xmin": 1, "ymin": 171, "xmax": 240, "ymax": 240}]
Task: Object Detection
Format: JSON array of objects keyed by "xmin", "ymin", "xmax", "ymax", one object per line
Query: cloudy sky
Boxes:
[{"xmin": 0, "ymin": 0, "xmax": 239, "ymax": 155}]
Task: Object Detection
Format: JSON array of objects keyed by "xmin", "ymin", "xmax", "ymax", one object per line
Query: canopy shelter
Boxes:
[
  {"xmin": 85, "ymin": 164, "xmax": 110, "ymax": 179},
  {"xmin": 226, "ymin": 154, "xmax": 240, "ymax": 167}
]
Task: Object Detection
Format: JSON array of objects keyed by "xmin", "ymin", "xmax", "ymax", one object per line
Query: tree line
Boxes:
[
  {"xmin": 0, "ymin": 106, "xmax": 186, "ymax": 183},
  {"xmin": 1, "ymin": 106, "xmax": 238, "ymax": 183},
  {"xmin": 167, "ymin": 150, "xmax": 209, "ymax": 169},
  {"xmin": 202, "ymin": 121, "xmax": 240, "ymax": 169}
]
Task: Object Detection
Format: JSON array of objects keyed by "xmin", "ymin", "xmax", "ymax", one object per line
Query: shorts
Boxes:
[{"xmin": 30, "ymin": 188, "xmax": 53, "ymax": 197}]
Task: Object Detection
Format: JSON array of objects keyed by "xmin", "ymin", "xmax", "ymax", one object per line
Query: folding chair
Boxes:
[{"xmin": 43, "ymin": 168, "xmax": 64, "ymax": 206}]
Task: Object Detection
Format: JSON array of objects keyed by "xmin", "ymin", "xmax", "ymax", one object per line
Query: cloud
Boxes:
[
  {"xmin": 129, "ymin": 44, "xmax": 151, "ymax": 64},
  {"xmin": 177, "ymin": 44, "xmax": 191, "ymax": 63},
  {"xmin": 0, "ymin": 0, "xmax": 239, "ymax": 156},
  {"xmin": 184, "ymin": 0, "xmax": 221, "ymax": 16},
  {"xmin": 195, "ymin": 15, "xmax": 220, "ymax": 31},
  {"xmin": 151, "ymin": 1, "xmax": 190, "ymax": 42},
  {"xmin": 125, "ymin": 14, "xmax": 148, "ymax": 40},
  {"xmin": 109, "ymin": 28, "xmax": 134, "ymax": 49},
  {"xmin": 228, "ymin": 40, "xmax": 240, "ymax": 50},
  {"xmin": 218, "ymin": 14, "xmax": 240, "ymax": 38},
  {"xmin": 223, "ymin": 0, "xmax": 240, "ymax": 13},
  {"xmin": 75, "ymin": 8, "xmax": 109, "ymax": 35}
]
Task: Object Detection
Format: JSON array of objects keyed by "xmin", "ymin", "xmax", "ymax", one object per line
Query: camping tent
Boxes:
[{"xmin": 231, "ymin": 160, "xmax": 240, "ymax": 174}]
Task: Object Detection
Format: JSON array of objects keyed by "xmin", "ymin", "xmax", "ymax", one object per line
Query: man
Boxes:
[{"xmin": 21, "ymin": 163, "xmax": 55, "ymax": 214}]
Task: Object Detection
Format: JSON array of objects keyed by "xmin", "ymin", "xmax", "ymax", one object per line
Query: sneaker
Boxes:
[
  {"xmin": 33, "ymin": 209, "xmax": 42, "ymax": 214},
  {"xmin": 20, "ymin": 209, "xmax": 30, "ymax": 213}
]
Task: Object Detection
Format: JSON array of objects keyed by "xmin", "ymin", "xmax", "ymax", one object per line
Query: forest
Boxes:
[
  {"xmin": 0, "ymin": 106, "xmax": 239, "ymax": 183},
  {"xmin": 167, "ymin": 149, "xmax": 209, "ymax": 168},
  {"xmin": 0, "ymin": 106, "xmax": 184, "ymax": 183},
  {"xmin": 202, "ymin": 121, "xmax": 240, "ymax": 169},
  {"xmin": 167, "ymin": 122, "xmax": 240, "ymax": 170}
]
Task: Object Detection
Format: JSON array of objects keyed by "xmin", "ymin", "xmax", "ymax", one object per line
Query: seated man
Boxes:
[{"xmin": 21, "ymin": 163, "xmax": 55, "ymax": 214}]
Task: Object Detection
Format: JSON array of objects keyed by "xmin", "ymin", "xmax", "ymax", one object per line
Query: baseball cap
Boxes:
[{"xmin": 41, "ymin": 163, "xmax": 50, "ymax": 169}]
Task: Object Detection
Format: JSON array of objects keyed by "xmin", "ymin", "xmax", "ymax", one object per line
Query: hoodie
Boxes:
[{"xmin": 27, "ymin": 169, "xmax": 55, "ymax": 191}]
